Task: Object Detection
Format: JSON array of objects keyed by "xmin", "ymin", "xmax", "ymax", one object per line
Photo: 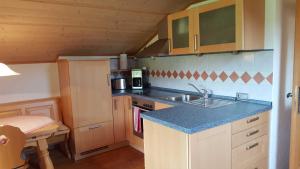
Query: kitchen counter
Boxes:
[{"xmin": 112, "ymin": 88, "xmax": 272, "ymax": 134}]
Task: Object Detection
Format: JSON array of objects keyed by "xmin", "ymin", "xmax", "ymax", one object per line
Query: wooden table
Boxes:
[
  {"xmin": 0, "ymin": 116, "xmax": 59, "ymax": 169},
  {"xmin": 25, "ymin": 123, "xmax": 59, "ymax": 169}
]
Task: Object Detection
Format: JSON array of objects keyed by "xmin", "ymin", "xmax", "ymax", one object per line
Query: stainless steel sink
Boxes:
[
  {"xmin": 159, "ymin": 94, "xmax": 201, "ymax": 102},
  {"xmin": 160, "ymin": 94, "xmax": 236, "ymax": 108},
  {"xmin": 187, "ymin": 98, "xmax": 237, "ymax": 108}
]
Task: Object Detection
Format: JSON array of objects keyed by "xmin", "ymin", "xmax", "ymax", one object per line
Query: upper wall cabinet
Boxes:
[
  {"xmin": 168, "ymin": 0, "xmax": 265, "ymax": 55},
  {"xmin": 168, "ymin": 10, "xmax": 194, "ymax": 55}
]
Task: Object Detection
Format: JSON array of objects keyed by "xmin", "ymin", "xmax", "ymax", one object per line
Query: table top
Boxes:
[{"xmin": 0, "ymin": 115, "xmax": 58, "ymax": 138}]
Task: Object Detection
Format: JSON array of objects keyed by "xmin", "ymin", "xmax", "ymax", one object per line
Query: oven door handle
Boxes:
[{"xmin": 132, "ymin": 106, "xmax": 151, "ymax": 112}]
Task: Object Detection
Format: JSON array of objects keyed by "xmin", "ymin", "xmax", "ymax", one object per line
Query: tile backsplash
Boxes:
[{"xmin": 136, "ymin": 51, "xmax": 273, "ymax": 101}]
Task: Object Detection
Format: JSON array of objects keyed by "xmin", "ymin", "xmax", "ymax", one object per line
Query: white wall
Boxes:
[
  {"xmin": 0, "ymin": 63, "xmax": 60, "ymax": 104},
  {"xmin": 269, "ymin": 0, "xmax": 296, "ymax": 168},
  {"xmin": 137, "ymin": 51, "xmax": 273, "ymax": 101}
]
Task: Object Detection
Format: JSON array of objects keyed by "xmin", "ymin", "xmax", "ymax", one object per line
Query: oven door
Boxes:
[{"xmin": 132, "ymin": 106, "xmax": 151, "ymax": 139}]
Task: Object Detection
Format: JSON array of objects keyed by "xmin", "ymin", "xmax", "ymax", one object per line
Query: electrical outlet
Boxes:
[{"xmin": 236, "ymin": 92, "xmax": 248, "ymax": 100}]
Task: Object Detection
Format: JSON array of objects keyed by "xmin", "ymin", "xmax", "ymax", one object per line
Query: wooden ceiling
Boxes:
[{"xmin": 0, "ymin": 0, "xmax": 200, "ymax": 63}]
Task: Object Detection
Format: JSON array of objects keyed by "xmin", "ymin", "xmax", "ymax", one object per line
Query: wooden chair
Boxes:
[{"xmin": 0, "ymin": 125, "xmax": 27, "ymax": 169}]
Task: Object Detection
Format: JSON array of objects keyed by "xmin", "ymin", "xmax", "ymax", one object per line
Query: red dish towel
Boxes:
[{"xmin": 133, "ymin": 106, "xmax": 142, "ymax": 133}]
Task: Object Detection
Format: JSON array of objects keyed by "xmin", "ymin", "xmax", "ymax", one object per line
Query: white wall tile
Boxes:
[{"xmin": 137, "ymin": 51, "xmax": 273, "ymax": 101}]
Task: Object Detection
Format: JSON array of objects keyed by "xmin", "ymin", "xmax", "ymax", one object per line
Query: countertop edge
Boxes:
[{"xmin": 141, "ymin": 106, "xmax": 272, "ymax": 134}]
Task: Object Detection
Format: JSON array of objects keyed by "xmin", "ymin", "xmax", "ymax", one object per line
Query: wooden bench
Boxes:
[{"xmin": 0, "ymin": 97, "xmax": 71, "ymax": 159}]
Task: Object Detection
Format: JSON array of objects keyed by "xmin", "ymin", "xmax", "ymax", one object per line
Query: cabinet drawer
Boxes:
[
  {"xmin": 232, "ymin": 112, "xmax": 268, "ymax": 134},
  {"xmin": 232, "ymin": 123, "xmax": 268, "ymax": 148},
  {"xmin": 232, "ymin": 135, "xmax": 268, "ymax": 169},
  {"xmin": 243, "ymin": 158, "xmax": 268, "ymax": 169},
  {"xmin": 74, "ymin": 121, "xmax": 114, "ymax": 153}
]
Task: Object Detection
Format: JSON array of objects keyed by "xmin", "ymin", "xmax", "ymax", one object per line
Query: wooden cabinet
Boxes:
[
  {"xmin": 58, "ymin": 59, "xmax": 113, "ymax": 158},
  {"xmin": 195, "ymin": 0, "xmax": 265, "ymax": 53},
  {"xmin": 168, "ymin": 10, "xmax": 195, "ymax": 55},
  {"xmin": 123, "ymin": 96, "xmax": 173, "ymax": 153},
  {"xmin": 143, "ymin": 111, "xmax": 269, "ymax": 169},
  {"xmin": 231, "ymin": 112, "xmax": 269, "ymax": 169},
  {"xmin": 112, "ymin": 96, "xmax": 126, "ymax": 143},
  {"xmin": 74, "ymin": 122, "xmax": 114, "ymax": 154},
  {"xmin": 144, "ymin": 120, "xmax": 231, "ymax": 169},
  {"xmin": 124, "ymin": 96, "xmax": 144, "ymax": 152},
  {"xmin": 168, "ymin": 0, "xmax": 265, "ymax": 55}
]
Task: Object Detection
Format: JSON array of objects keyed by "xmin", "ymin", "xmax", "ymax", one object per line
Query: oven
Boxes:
[{"xmin": 132, "ymin": 97, "xmax": 154, "ymax": 139}]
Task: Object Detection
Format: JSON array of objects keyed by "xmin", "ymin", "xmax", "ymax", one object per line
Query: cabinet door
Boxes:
[
  {"xmin": 74, "ymin": 121, "xmax": 114, "ymax": 154},
  {"xmin": 194, "ymin": 0, "xmax": 238, "ymax": 53},
  {"xmin": 168, "ymin": 10, "xmax": 194, "ymax": 55},
  {"xmin": 124, "ymin": 96, "xmax": 144, "ymax": 152},
  {"xmin": 189, "ymin": 124, "xmax": 231, "ymax": 169},
  {"xmin": 69, "ymin": 60, "xmax": 113, "ymax": 128},
  {"xmin": 112, "ymin": 96, "xmax": 126, "ymax": 143}
]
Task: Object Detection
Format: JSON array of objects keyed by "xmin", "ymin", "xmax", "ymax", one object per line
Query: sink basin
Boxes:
[
  {"xmin": 188, "ymin": 98, "xmax": 237, "ymax": 108},
  {"xmin": 159, "ymin": 94, "xmax": 237, "ymax": 109},
  {"xmin": 160, "ymin": 94, "xmax": 201, "ymax": 102}
]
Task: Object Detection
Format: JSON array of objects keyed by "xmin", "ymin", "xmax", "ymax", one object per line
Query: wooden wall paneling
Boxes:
[
  {"xmin": 0, "ymin": 0, "xmax": 198, "ymax": 63},
  {"xmin": 0, "ymin": 97, "xmax": 61, "ymax": 121}
]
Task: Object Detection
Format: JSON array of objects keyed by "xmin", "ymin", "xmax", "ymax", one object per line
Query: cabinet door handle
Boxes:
[
  {"xmin": 168, "ymin": 39, "xmax": 172, "ymax": 53},
  {"xmin": 107, "ymin": 74, "xmax": 111, "ymax": 87},
  {"xmin": 246, "ymin": 142, "xmax": 259, "ymax": 150},
  {"xmin": 194, "ymin": 34, "xmax": 198, "ymax": 52},
  {"xmin": 89, "ymin": 125, "xmax": 102, "ymax": 130},
  {"xmin": 247, "ymin": 116, "xmax": 259, "ymax": 124},
  {"xmin": 246, "ymin": 129, "xmax": 259, "ymax": 137},
  {"xmin": 114, "ymin": 99, "xmax": 117, "ymax": 110}
]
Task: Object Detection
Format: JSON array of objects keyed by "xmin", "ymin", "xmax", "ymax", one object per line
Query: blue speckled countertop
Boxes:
[{"xmin": 112, "ymin": 88, "xmax": 272, "ymax": 134}]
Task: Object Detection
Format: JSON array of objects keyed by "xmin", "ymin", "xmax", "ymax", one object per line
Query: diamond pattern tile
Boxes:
[
  {"xmin": 267, "ymin": 73, "xmax": 273, "ymax": 84},
  {"xmin": 253, "ymin": 72, "xmax": 265, "ymax": 84},
  {"xmin": 193, "ymin": 71, "xmax": 200, "ymax": 80},
  {"xmin": 161, "ymin": 70, "xmax": 166, "ymax": 78},
  {"xmin": 167, "ymin": 70, "xmax": 172, "ymax": 78},
  {"xmin": 210, "ymin": 71, "xmax": 217, "ymax": 81},
  {"xmin": 186, "ymin": 71, "xmax": 192, "ymax": 79},
  {"xmin": 241, "ymin": 72, "xmax": 251, "ymax": 83},
  {"xmin": 156, "ymin": 70, "xmax": 160, "ymax": 77},
  {"xmin": 148, "ymin": 69, "xmax": 272, "ymax": 85},
  {"xmin": 229, "ymin": 72, "xmax": 239, "ymax": 82},
  {"xmin": 179, "ymin": 71, "xmax": 185, "ymax": 79},
  {"xmin": 201, "ymin": 71, "xmax": 208, "ymax": 80},
  {"xmin": 173, "ymin": 71, "xmax": 178, "ymax": 79},
  {"xmin": 219, "ymin": 71, "xmax": 228, "ymax": 82},
  {"xmin": 151, "ymin": 70, "xmax": 155, "ymax": 77}
]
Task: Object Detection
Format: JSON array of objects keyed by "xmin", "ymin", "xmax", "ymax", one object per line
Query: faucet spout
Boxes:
[{"xmin": 187, "ymin": 83, "xmax": 209, "ymax": 99}]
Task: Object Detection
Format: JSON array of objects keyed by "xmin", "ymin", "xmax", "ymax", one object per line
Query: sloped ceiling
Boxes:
[{"xmin": 0, "ymin": 0, "xmax": 201, "ymax": 63}]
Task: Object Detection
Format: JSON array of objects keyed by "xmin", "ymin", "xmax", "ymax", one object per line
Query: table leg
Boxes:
[{"xmin": 36, "ymin": 139, "xmax": 54, "ymax": 169}]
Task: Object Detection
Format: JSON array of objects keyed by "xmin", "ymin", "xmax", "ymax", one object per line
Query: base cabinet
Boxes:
[
  {"xmin": 143, "ymin": 111, "xmax": 269, "ymax": 169},
  {"xmin": 144, "ymin": 120, "xmax": 231, "ymax": 169},
  {"xmin": 112, "ymin": 96, "xmax": 126, "ymax": 144},
  {"xmin": 74, "ymin": 122, "xmax": 114, "ymax": 154}
]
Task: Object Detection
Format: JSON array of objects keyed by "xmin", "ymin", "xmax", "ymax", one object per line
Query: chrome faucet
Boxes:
[{"xmin": 188, "ymin": 83, "xmax": 209, "ymax": 99}]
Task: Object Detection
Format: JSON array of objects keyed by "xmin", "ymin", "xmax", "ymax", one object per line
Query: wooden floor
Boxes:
[{"xmin": 51, "ymin": 146, "xmax": 145, "ymax": 169}]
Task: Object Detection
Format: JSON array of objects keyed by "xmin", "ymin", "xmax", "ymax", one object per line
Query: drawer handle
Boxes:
[
  {"xmin": 246, "ymin": 142, "xmax": 259, "ymax": 150},
  {"xmin": 247, "ymin": 117, "xmax": 259, "ymax": 124},
  {"xmin": 246, "ymin": 129, "xmax": 260, "ymax": 137},
  {"xmin": 89, "ymin": 125, "xmax": 102, "ymax": 130}
]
